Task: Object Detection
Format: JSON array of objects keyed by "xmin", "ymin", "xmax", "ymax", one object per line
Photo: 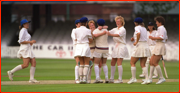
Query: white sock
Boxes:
[
  {"xmin": 118, "ymin": 65, "xmax": 123, "ymax": 80},
  {"xmin": 131, "ymin": 67, "xmax": 136, "ymax": 79},
  {"xmin": 75, "ymin": 66, "xmax": 79, "ymax": 80},
  {"xmin": 79, "ymin": 65, "xmax": 84, "ymax": 80},
  {"xmin": 155, "ymin": 65, "xmax": 164, "ymax": 79},
  {"xmin": 110, "ymin": 66, "xmax": 116, "ymax": 79},
  {"xmin": 83, "ymin": 65, "xmax": 89, "ymax": 80},
  {"xmin": 11, "ymin": 65, "xmax": 22, "ymax": 73},
  {"xmin": 141, "ymin": 70, "xmax": 144, "ymax": 75},
  {"xmin": 149, "ymin": 66, "xmax": 155, "ymax": 80},
  {"xmin": 103, "ymin": 64, "xmax": 108, "ymax": 79},
  {"xmin": 142, "ymin": 67, "xmax": 148, "ymax": 80},
  {"xmin": 88, "ymin": 68, "xmax": 92, "ymax": 81},
  {"xmin": 154, "ymin": 68, "xmax": 158, "ymax": 76},
  {"xmin": 142, "ymin": 61, "xmax": 149, "ymax": 75},
  {"xmin": 146, "ymin": 63, "xmax": 149, "ymax": 73},
  {"xmin": 94, "ymin": 65, "xmax": 100, "ymax": 79},
  {"xmin": 99, "ymin": 67, "xmax": 102, "ymax": 77},
  {"xmin": 30, "ymin": 66, "xmax": 36, "ymax": 80}
]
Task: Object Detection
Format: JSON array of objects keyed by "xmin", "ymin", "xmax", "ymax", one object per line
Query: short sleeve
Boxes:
[
  {"xmin": 158, "ymin": 28, "xmax": 165, "ymax": 39},
  {"xmin": 18, "ymin": 29, "xmax": 26, "ymax": 43},
  {"xmin": 118, "ymin": 28, "xmax": 126, "ymax": 37},
  {"xmin": 109, "ymin": 28, "xmax": 115, "ymax": 34},
  {"xmin": 135, "ymin": 27, "xmax": 140, "ymax": 34}
]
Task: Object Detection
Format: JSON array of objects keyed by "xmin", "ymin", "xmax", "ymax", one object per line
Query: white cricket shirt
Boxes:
[
  {"xmin": 109, "ymin": 26, "xmax": 127, "ymax": 44},
  {"xmin": 18, "ymin": 28, "xmax": 31, "ymax": 44}
]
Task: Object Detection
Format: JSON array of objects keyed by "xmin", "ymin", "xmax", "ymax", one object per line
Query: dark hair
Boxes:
[
  {"xmin": 19, "ymin": 25, "xmax": 24, "ymax": 30},
  {"xmin": 154, "ymin": 16, "xmax": 165, "ymax": 25},
  {"xmin": 81, "ymin": 22, "xmax": 87, "ymax": 26},
  {"xmin": 76, "ymin": 22, "xmax": 81, "ymax": 25},
  {"xmin": 147, "ymin": 26, "xmax": 156, "ymax": 31}
]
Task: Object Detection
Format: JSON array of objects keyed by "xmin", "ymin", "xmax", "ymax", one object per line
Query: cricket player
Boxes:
[
  {"xmin": 71, "ymin": 19, "xmax": 81, "ymax": 84},
  {"xmin": 127, "ymin": 17, "xmax": 151, "ymax": 84},
  {"xmin": 74, "ymin": 17, "xmax": 93, "ymax": 83},
  {"xmin": 7, "ymin": 19, "xmax": 39, "ymax": 83},
  {"xmin": 139, "ymin": 22, "xmax": 158, "ymax": 79},
  {"xmin": 87, "ymin": 20, "xmax": 105, "ymax": 83},
  {"xmin": 148, "ymin": 16, "xmax": 168, "ymax": 84},
  {"xmin": 93, "ymin": 19, "xmax": 109, "ymax": 83},
  {"xmin": 107, "ymin": 16, "xmax": 129, "ymax": 83}
]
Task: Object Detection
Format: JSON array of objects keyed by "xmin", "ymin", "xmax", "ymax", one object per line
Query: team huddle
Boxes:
[
  {"xmin": 7, "ymin": 15, "xmax": 168, "ymax": 85},
  {"xmin": 71, "ymin": 16, "xmax": 168, "ymax": 84}
]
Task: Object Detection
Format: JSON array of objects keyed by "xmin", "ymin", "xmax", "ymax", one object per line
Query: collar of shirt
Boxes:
[
  {"xmin": 148, "ymin": 30, "xmax": 156, "ymax": 34},
  {"xmin": 116, "ymin": 26, "xmax": 124, "ymax": 30},
  {"xmin": 22, "ymin": 27, "xmax": 27, "ymax": 30},
  {"xmin": 158, "ymin": 25, "xmax": 164, "ymax": 29},
  {"xmin": 80, "ymin": 26, "xmax": 86, "ymax": 28}
]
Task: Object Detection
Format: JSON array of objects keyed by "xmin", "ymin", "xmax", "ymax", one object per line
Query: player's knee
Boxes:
[
  {"xmin": 94, "ymin": 63, "xmax": 99, "ymax": 66},
  {"xmin": 22, "ymin": 64, "xmax": 29, "ymax": 68},
  {"xmin": 130, "ymin": 61, "xmax": 134, "ymax": 66},
  {"xmin": 140, "ymin": 64, "xmax": 145, "ymax": 68},
  {"xmin": 102, "ymin": 63, "xmax": 107, "ymax": 67},
  {"xmin": 111, "ymin": 61, "xmax": 116, "ymax": 66}
]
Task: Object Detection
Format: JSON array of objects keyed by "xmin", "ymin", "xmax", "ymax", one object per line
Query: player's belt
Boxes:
[
  {"xmin": 95, "ymin": 46, "xmax": 109, "ymax": 50},
  {"xmin": 90, "ymin": 47, "xmax": 95, "ymax": 49}
]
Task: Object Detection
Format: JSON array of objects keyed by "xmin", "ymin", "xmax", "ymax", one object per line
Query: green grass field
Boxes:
[{"xmin": 1, "ymin": 58, "xmax": 179, "ymax": 92}]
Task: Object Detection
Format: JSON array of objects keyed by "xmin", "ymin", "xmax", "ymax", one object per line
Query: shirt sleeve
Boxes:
[
  {"xmin": 93, "ymin": 29, "xmax": 98, "ymax": 35},
  {"xmin": 118, "ymin": 28, "xmax": 126, "ymax": 37},
  {"xmin": 87, "ymin": 29, "xmax": 92, "ymax": 38},
  {"xmin": 158, "ymin": 28, "xmax": 165, "ymax": 39},
  {"xmin": 135, "ymin": 27, "xmax": 140, "ymax": 34},
  {"xmin": 71, "ymin": 29, "xmax": 76, "ymax": 40},
  {"xmin": 18, "ymin": 29, "xmax": 26, "ymax": 44},
  {"xmin": 109, "ymin": 28, "xmax": 115, "ymax": 34}
]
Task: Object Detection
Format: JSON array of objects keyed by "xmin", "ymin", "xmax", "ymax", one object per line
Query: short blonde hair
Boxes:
[
  {"xmin": 88, "ymin": 20, "xmax": 95, "ymax": 26},
  {"xmin": 115, "ymin": 16, "xmax": 125, "ymax": 26}
]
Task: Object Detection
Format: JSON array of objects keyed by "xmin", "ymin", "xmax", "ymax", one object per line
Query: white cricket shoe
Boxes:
[
  {"xmin": 81, "ymin": 77, "xmax": 87, "ymax": 84},
  {"xmin": 114, "ymin": 79, "xmax": 123, "ymax": 83},
  {"xmin": 75, "ymin": 79, "xmax": 80, "ymax": 84},
  {"xmin": 152, "ymin": 75, "xmax": 158, "ymax": 79},
  {"xmin": 7, "ymin": 71, "xmax": 13, "ymax": 81},
  {"xmin": 139, "ymin": 74, "xmax": 145, "ymax": 78},
  {"xmin": 141, "ymin": 79, "xmax": 149, "ymax": 84},
  {"xmin": 87, "ymin": 79, "xmax": 91, "ymax": 84},
  {"xmin": 93, "ymin": 78, "xmax": 100, "ymax": 84},
  {"xmin": 156, "ymin": 78, "xmax": 166, "ymax": 84},
  {"xmin": 109, "ymin": 79, "xmax": 114, "ymax": 83},
  {"xmin": 105, "ymin": 78, "xmax": 109, "ymax": 83},
  {"xmin": 127, "ymin": 78, "xmax": 137, "ymax": 84},
  {"xmin": 87, "ymin": 81, "xmax": 91, "ymax": 84},
  {"xmin": 147, "ymin": 79, "xmax": 152, "ymax": 84},
  {"xmin": 29, "ymin": 79, "xmax": 40, "ymax": 83},
  {"xmin": 99, "ymin": 78, "xmax": 104, "ymax": 83}
]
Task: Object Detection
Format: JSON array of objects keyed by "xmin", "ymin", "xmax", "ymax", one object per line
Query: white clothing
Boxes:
[
  {"xmin": 109, "ymin": 26, "xmax": 126, "ymax": 44},
  {"xmin": 17, "ymin": 28, "xmax": 35, "ymax": 59},
  {"xmin": 155, "ymin": 25, "xmax": 168, "ymax": 43},
  {"xmin": 75, "ymin": 26, "xmax": 92, "ymax": 44},
  {"xmin": 71, "ymin": 28, "xmax": 77, "ymax": 45},
  {"xmin": 133, "ymin": 25, "xmax": 147, "ymax": 42},
  {"xmin": 147, "ymin": 30, "xmax": 157, "ymax": 46}
]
